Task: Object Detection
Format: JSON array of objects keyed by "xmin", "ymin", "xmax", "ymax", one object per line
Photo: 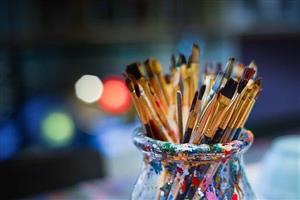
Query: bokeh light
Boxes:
[
  {"xmin": 41, "ymin": 112, "xmax": 75, "ymax": 147},
  {"xmin": 0, "ymin": 121, "xmax": 20, "ymax": 161},
  {"xmin": 98, "ymin": 76, "xmax": 131, "ymax": 115},
  {"xmin": 75, "ymin": 75, "xmax": 103, "ymax": 103}
]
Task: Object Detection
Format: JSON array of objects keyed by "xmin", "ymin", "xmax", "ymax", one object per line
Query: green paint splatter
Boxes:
[{"xmin": 162, "ymin": 142, "xmax": 176, "ymax": 155}]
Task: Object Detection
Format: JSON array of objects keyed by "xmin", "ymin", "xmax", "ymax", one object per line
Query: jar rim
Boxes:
[{"xmin": 133, "ymin": 127, "xmax": 253, "ymax": 161}]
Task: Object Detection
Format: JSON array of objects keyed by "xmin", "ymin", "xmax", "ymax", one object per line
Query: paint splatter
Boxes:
[
  {"xmin": 176, "ymin": 166, "xmax": 184, "ymax": 174},
  {"xmin": 162, "ymin": 142, "xmax": 176, "ymax": 154},
  {"xmin": 180, "ymin": 179, "xmax": 187, "ymax": 193},
  {"xmin": 150, "ymin": 160, "xmax": 162, "ymax": 174},
  {"xmin": 206, "ymin": 185, "xmax": 218, "ymax": 200},
  {"xmin": 232, "ymin": 193, "xmax": 238, "ymax": 200},
  {"xmin": 192, "ymin": 176, "xmax": 201, "ymax": 186}
]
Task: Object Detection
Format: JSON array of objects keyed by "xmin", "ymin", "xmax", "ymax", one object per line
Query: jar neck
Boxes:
[{"xmin": 133, "ymin": 127, "xmax": 253, "ymax": 163}]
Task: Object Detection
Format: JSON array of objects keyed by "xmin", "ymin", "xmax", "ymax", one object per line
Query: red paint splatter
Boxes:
[
  {"xmin": 181, "ymin": 179, "xmax": 187, "ymax": 193},
  {"xmin": 176, "ymin": 167, "xmax": 184, "ymax": 174},
  {"xmin": 144, "ymin": 145, "xmax": 151, "ymax": 152},
  {"xmin": 224, "ymin": 149, "xmax": 231, "ymax": 155},
  {"xmin": 192, "ymin": 176, "xmax": 201, "ymax": 186},
  {"xmin": 155, "ymin": 100, "xmax": 161, "ymax": 108},
  {"xmin": 232, "ymin": 193, "xmax": 238, "ymax": 200}
]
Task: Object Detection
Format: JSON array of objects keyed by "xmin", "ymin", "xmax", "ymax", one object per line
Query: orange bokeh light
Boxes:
[{"xmin": 98, "ymin": 76, "xmax": 132, "ymax": 115}]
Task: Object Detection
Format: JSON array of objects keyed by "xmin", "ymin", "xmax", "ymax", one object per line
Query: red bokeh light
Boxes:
[{"xmin": 98, "ymin": 76, "xmax": 132, "ymax": 115}]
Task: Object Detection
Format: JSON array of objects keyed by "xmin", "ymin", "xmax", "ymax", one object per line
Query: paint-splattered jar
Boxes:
[{"xmin": 132, "ymin": 128, "xmax": 256, "ymax": 200}]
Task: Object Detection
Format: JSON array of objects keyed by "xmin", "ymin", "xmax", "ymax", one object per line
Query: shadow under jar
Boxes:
[{"xmin": 132, "ymin": 128, "xmax": 255, "ymax": 200}]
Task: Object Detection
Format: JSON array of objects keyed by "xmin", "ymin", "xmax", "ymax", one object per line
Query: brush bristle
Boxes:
[
  {"xmin": 144, "ymin": 59, "xmax": 154, "ymax": 78},
  {"xmin": 190, "ymin": 90, "xmax": 198, "ymax": 111},
  {"xmin": 126, "ymin": 62, "xmax": 142, "ymax": 80},
  {"xmin": 171, "ymin": 54, "xmax": 176, "ymax": 68},
  {"xmin": 177, "ymin": 54, "xmax": 186, "ymax": 66},
  {"xmin": 237, "ymin": 79, "xmax": 248, "ymax": 93},
  {"xmin": 255, "ymin": 89, "xmax": 262, "ymax": 99},
  {"xmin": 187, "ymin": 55, "xmax": 192, "ymax": 68},
  {"xmin": 191, "ymin": 44, "xmax": 199, "ymax": 63},
  {"xmin": 243, "ymin": 68, "xmax": 256, "ymax": 81},
  {"xmin": 198, "ymin": 84, "xmax": 206, "ymax": 100},
  {"xmin": 220, "ymin": 78, "xmax": 238, "ymax": 99},
  {"xmin": 134, "ymin": 84, "xmax": 141, "ymax": 97},
  {"xmin": 212, "ymin": 72, "xmax": 224, "ymax": 92},
  {"xmin": 150, "ymin": 59, "xmax": 162, "ymax": 74},
  {"xmin": 254, "ymin": 77, "xmax": 262, "ymax": 86},
  {"xmin": 125, "ymin": 78, "xmax": 134, "ymax": 92},
  {"xmin": 224, "ymin": 58, "xmax": 235, "ymax": 79},
  {"xmin": 248, "ymin": 60, "xmax": 257, "ymax": 78}
]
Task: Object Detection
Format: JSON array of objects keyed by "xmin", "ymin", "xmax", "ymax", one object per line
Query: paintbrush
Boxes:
[
  {"xmin": 230, "ymin": 79, "xmax": 261, "ymax": 141},
  {"xmin": 182, "ymin": 90, "xmax": 198, "ymax": 143},
  {"xmin": 125, "ymin": 77, "xmax": 154, "ymax": 138},
  {"xmin": 221, "ymin": 78, "xmax": 260, "ymax": 143},
  {"xmin": 188, "ymin": 44, "xmax": 200, "ymax": 104},
  {"xmin": 150, "ymin": 59, "xmax": 170, "ymax": 106},
  {"xmin": 182, "ymin": 85, "xmax": 206, "ymax": 143},
  {"xmin": 218, "ymin": 67, "xmax": 256, "ymax": 143},
  {"xmin": 127, "ymin": 63, "xmax": 175, "ymax": 137},
  {"xmin": 201, "ymin": 63, "xmax": 215, "ymax": 109},
  {"xmin": 211, "ymin": 67, "xmax": 255, "ymax": 143},
  {"xmin": 177, "ymin": 54, "xmax": 190, "ymax": 131},
  {"xmin": 199, "ymin": 78, "xmax": 238, "ymax": 144},
  {"xmin": 134, "ymin": 83, "xmax": 175, "ymax": 142},
  {"xmin": 174, "ymin": 79, "xmax": 237, "ymax": 199},
  {"xmin": 176, "ymin": 90, "xmax": 183, "ymax": 143},
  {"xmin": 144, "ymin": 59, "xmax": 168, "ymax": 114}
]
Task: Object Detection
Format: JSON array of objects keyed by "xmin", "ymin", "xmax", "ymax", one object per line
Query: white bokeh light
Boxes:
[{"xmin": 75, "ymin": 75, "xmax": 103, "ymax": 103}]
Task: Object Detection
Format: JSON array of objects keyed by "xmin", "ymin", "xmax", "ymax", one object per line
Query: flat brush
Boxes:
[
  {"xmin": 232, "ymin": 89, "xmax": 262, "ymax": 141},
  {"xmin": 221, "ymin": 79, "xmax": 260, "ymax": 142},
  {"xmin": 248, "ymin": 60, "xmax": 257, "ymax": 78},
  {"xmin": 199, "ymin": 78, "xmax": 238, "ymax": 144},
  {"xmin": 212, "ymin": 78, "xmax": 249, "ymax": 143},
  {"xmin": 230, "ymin": 83, "xmax": 261, "ymax": 141},
  {"xmin": 243, "ymin": 67, "xmax": 256, "ymax": 81}
]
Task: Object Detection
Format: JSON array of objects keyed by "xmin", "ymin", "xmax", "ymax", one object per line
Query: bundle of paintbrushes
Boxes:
[{"xmin": 124, "ymin": 44, "xmax": 262, "ymax": 146}]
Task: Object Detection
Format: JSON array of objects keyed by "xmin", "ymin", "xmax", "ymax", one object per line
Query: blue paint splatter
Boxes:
[{"xmin": 150, "ymin": 160, "xmax": 162, "ymax": 174}]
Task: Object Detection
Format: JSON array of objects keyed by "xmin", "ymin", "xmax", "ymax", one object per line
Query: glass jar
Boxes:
[{"xmin": 132, "ymin": 128, "xmax": 255, "ymax": 200}]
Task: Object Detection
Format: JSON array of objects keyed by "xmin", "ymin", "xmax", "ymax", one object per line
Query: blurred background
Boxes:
[{"xmin": 0, "ymin": 0, "xmax": 299, "ymax": 199}]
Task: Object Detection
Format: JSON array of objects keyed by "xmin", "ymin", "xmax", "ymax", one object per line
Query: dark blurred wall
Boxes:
[{"xmin": 0, "ymin": 0, "xmax": 299, "ymax": 130}]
